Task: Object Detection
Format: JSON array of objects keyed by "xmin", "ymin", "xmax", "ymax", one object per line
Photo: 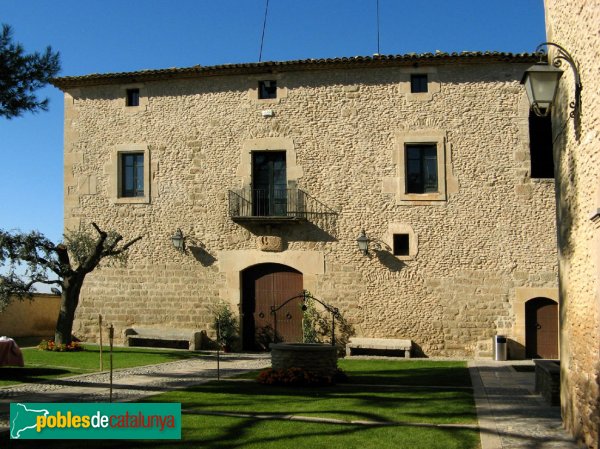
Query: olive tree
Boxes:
[{"xmin": 0, "ymin": 223, "xmax": 141, "ymax": 345}]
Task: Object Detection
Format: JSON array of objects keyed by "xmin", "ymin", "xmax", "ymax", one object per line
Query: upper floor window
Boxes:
[
  {"xmin": 126, "ymin": 88, "xmax": 140, "ymax": 107},
  {"xmin": 121, "ymin": 153, "xmax": 144, "ymax": 197},
  {"xmin": 410, "ymin": 74, "xmax": 428, "ymax": 93},
  {"xmin": 258, "ymin": 80, "xmax": 277, "ymax": 99},
  {"xmin": 406, "ymin": 144, "xmax": 438, "ymax": 194},
  {"xmin": 529, "ymin": 111, "xmax": 554, "ymax": 179}
]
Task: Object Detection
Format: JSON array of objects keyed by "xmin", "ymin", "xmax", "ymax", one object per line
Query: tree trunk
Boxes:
[{"xmin": 54, "ymin": 275, "xmax": 83, "ymax": 346}]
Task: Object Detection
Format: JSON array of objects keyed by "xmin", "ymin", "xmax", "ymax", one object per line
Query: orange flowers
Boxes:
[{"xmin": 37, "ymin": 339, "xmax": 83, "ymax": 352}]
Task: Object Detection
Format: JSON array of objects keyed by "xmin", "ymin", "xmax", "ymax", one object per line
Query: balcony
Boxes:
[{"xmin": 228, "ymin": 188, "xmax": 337, "ymax": 227}]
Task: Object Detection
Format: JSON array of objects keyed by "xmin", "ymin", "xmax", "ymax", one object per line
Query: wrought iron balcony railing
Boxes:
[{"xmin": 228, "ymin": 188, "xmax": 337, "ymax": 227}]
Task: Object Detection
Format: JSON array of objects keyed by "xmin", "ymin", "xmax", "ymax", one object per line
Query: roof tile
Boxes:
[{"xmin": 50, "ymin": 51, "xmax": 541, "ymax": 89}]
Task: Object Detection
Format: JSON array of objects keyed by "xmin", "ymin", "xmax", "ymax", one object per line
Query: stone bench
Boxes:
[
  {"xmin": 346, "ymin": 337, "xmax": 412, "ymax": 358},
  {"xmin": 124, "ymin": 327, "xmax": 203, "ymax": 351}
]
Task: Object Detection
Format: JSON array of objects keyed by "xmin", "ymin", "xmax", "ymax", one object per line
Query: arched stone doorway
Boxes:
[
  {"xmin": 525, "ymin": 297, "xmax": 558, "ymax": 359},
  {"xmin": 241, "ymin": 263, "xmax": 303, "ymax": 350}
]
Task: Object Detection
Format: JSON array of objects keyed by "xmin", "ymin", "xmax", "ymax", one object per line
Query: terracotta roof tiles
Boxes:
[{"xmin": 50, "ymin": 51, "xmax": 540, "ymax": 89}]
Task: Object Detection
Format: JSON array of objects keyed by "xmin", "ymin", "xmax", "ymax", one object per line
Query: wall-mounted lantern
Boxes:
[
  {"xmin": 356, "ymin": 229, "xmax": 370, "ymax": 255},
  {"xmin": 171, "ymin": 228, "xmax": 185, "ymax": 252},
  {"xmin": 521, "ymin": 42, "xmax": 582, "ymax": 119}
]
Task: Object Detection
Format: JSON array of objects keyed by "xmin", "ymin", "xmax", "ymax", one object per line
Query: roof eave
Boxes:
[{"xmin": 50, "ymin": 52, "xmax": 542, "ymax": 90}]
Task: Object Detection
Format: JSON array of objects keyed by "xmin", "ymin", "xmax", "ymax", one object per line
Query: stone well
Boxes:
[{"xmin": 270, "ymin": 343, "xmax": 338, "ymax": 377}]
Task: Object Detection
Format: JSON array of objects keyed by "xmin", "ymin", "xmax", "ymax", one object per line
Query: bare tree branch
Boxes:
[
  {"xmin": 32, "ymin": 279, "xmax": 63, "ymax": 286},
  {"xmin": 105, "ymin": 235, "xmax": 143, "ymax": 256}
]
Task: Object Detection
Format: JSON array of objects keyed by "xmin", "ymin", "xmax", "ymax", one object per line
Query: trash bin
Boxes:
[{"xmin": 493, "ymin": 335, "xmax": 507, "ymax": 361}]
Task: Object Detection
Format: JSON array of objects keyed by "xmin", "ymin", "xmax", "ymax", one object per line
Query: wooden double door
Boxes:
[
  {"xmin": 525, "ymin": 297, "xmax": 559, "ymax": 359},
  {"xmin": 241, "ymin": 263, "xmax": 303, "ymax": 350}
]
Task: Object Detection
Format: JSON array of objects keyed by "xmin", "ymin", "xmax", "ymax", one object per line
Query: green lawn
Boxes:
[
  {"xmin": 339, "ymin": 359, "xmax": 472, "ymax": 387},
  {"xmin": 0, "ymin": 345, "xmax": 205, "ymax": 387},
  {"xmin": 234, "ymin": 359, "xmax": 472, "ymax": 387},
  {"xmin": 5, "ymin": 360, "xmax": 480, "ymax": 449}
]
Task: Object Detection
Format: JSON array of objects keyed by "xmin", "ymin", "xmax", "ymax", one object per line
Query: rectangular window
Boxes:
[
  {"xmin": 258, "ymin": 80, "xmax": 277, "ymax": 99},
  {"xmin": 393, "ymin": 234, "xmax": 410, "ymax": 256},
  {"xmin": 126, "ymin": 88, "xmax": 140, "ymax": 107},
  {"xmin": 410, "ymin": 74, "xmax": 428, "ymax": 93},
  {"xmin": 406, "ymin": 144, "xmax": 438, "ymax": 194},
  {"xmin": 529, "ymin": 111, "xmax": 554, "ymax": 178},
  {"xmin": 121, "ymin": 153, "xmax": 144, "ymax": 197}
]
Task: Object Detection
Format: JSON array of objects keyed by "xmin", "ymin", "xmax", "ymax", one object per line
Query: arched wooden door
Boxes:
[
  {"xmin": 525, "ymin": 297, "xmax": 558, "ymax": 359},
  {"xmin": 241, "ymin": 263, "xmax": 303, "ymax": 350}
]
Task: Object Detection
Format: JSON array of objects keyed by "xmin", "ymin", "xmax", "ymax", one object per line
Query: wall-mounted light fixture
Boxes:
[
  {"xmin": 171, "ymin": 228, "xmax": 185, "ymax": 252},
  {"xmin": 521, "ymin": 42, "xmax": 582, "ymax": 119},
  {"xmin": 356, "ymin": 229, "xmax": 370, "ymax": 255}
]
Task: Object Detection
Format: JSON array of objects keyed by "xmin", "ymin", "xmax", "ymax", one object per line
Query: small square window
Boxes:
[
  {"xmin": 406, "ymin": 144, "xmax": 438, "ymax": 194},
  {"xmin": 410, "ymin": 74, "xmax": 428, "ymax": 93},
  {"xmin": 120, "ymin": 153, "xmax": 144, "ymax": 197},
  {"xmin": 258, "ymin": 80, "xmax": 277, "ymax": 99},
  {"xmin": 393, "ymin": 234, "xmax": 410, "ymax": 256},
  {"xmin": 126, "ymin": 88, "xmax": 140, "ymax": 107}
]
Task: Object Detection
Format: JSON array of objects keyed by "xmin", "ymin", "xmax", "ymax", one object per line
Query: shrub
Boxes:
[
  {"xmin": 210, "ymin": 302, "xmax": 239, "ymax": 350},
  {"xmin": 301, "ymin": 295, "xmax": 355, "ymax": 355}
]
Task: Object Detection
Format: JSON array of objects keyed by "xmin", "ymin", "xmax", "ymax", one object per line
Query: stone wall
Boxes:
[
  {"xmin": 544, "ymin": 1, "xmax": 600, "ymax": 447},
  {"xmin": 0, "ymin": 294, "xmax": 60, "ymax": 337},
  {"xmin": 60, "ymin": 59, "xmax": 558, "ymax": 357},
  {"xmin": 271, "ymin": 343, "xmax": 337, "ymax": 377}
]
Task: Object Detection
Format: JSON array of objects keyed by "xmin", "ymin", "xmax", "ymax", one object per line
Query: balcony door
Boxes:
[{"xmin": 252, "ymin": 151, "xmax": 287, "ymax": 216}]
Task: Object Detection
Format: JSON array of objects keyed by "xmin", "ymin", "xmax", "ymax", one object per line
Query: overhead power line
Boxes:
[{"xmin": 259, "ymin": 0, "xmax": 270, "ymax": 62}]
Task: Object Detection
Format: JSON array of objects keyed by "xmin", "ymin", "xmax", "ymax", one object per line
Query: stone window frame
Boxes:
[
  {"xmin": 237, "ymin": 137, "xmax": 303, "ymax": 190},
  {"xmin": 385, "ymin": 223, "xmax": 418, "ymax": 261},
  {"xmin": 109, "ymin": 144, "xmax": 151, "ymax": 204},
  {"xmin": 398, "ymin": 67, "xmax": 440, "ymax": 102},
  {"xmin": 247, "ymin": 74, "xmax": 288, "ymax": 105},
  {"xmin": 395, "ymin": 129, "xmax": 448, "ymax": 204},
  {"xmin": 121, "ymin": 83, "xmax": 148, "ymax": 113}
]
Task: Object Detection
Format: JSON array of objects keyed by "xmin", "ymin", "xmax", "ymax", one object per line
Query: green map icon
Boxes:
[{"xmin": 10, "ymin": 403, "xmax": 50, "ymax": 439}]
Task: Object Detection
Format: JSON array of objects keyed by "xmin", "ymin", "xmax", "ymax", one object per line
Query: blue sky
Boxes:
[{"xmin": 1, "ymin": 0, "xmax": 546, "ymax": 243}]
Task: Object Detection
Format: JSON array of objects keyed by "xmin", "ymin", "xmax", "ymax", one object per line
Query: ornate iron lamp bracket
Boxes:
[{"xmin": 535, "ymin": 42, "xmax": 582, "ymax": 118}]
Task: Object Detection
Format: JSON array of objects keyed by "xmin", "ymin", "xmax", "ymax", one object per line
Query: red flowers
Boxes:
[{"xmin": 37, "ymin": 339, "xmax": 83, "ymax": 352}]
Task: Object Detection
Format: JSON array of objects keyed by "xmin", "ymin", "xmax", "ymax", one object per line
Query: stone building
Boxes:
[
  {"xmin": 543, "ymin": 1, "xmax": 600, "ymax": 447},
  {"xmin": 51, "ymin": 52, "xmax": 559, "ymax": 357}
]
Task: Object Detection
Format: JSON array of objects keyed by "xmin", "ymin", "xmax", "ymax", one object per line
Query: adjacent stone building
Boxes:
[
  {"xmin": 51, "ymin": 52, "xmax": 559, "ymax": 357},
  {"xmin": 543, "ymin": 1, "xmax": 600, "ymax": 447}
]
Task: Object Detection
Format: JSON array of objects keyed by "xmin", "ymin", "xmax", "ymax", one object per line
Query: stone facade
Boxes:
[
  {"xmin": 52, "ymin": 54, "xmax": 558, "ymax": 357},
  {"xmin": 544, "ymin": 1, "xmax": 600, "ymax": 447}
]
